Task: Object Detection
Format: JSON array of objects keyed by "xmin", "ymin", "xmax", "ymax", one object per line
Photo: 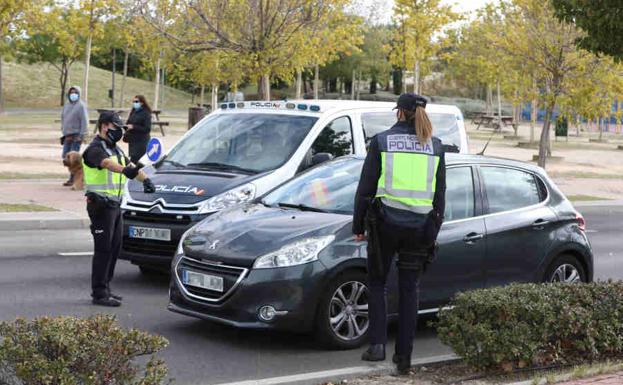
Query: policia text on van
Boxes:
[{"xmin": 82, "ymin": 112, "xmax": 155, "ymax": 307}]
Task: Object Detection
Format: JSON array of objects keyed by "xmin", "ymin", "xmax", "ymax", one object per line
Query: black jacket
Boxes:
[
  {"xmin": 352, "ymin": 121, "xmax": 446, "ymax": 235},
  {"xmin": 125, "ymin": 108, "xmax": 152, "ymax": 143}
]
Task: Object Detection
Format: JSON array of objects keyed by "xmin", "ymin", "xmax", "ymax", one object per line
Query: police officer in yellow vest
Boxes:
[
  {"xmin": 353, "ymin": 93, "xmax": 446, "ymax": 374},
  {"xmin": 82, "ymin": 111, "xmax": 155, "ymax": 307}
]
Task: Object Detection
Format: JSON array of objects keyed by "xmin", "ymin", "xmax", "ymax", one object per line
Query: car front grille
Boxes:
[
  {"xmin": 175, "ymin": 256, "xmax": 248, "ymax": 303},
  {"xmin": 122, "ymin": 211, "xmax": 194, "ymax": 258},
  {"xmin": 123, "ymin": 211, "xmax": 193, "ymax": 225}
]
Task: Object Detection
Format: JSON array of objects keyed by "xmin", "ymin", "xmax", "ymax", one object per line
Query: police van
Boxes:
[{"xmin": 121, "ymin": 100, "xmax": 468, "ymax": 272}]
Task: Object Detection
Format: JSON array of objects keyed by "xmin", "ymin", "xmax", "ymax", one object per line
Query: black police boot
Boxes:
[
  {"xmin": 92, "ymin": 297, "xmax": 122, "ymax": 307},
  {"xmin": 394, "ymin": 354, "xmax": 411, "ymax": 375},
  {"xmin": 361, "ymin": 344, "xmax": 385, "ymax": 362},
  {"xmin": 110, "ymin": 293, "xmax": 123, "ymax": 301}
]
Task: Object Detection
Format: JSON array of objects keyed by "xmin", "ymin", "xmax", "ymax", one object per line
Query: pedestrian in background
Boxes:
[
  {"xmin": 82, "ymin": 111, "xmax": 156, "ymax": 307},
  {"xmin": 353, "ymin": 93, "xmax": 446, "ymax": 374},
  {"xmin": 61, "ymin": 85, "xmax": 88, "ymax": 186},
  {"xmin": 124, "ymin": 95, "xmax": 152, "ymax": 164}
]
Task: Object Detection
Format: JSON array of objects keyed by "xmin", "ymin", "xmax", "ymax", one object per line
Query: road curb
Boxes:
[
  {"xmin": 214, "ymin": 354, "xmax": 459, "ymax": 385},
  {"xmin": 0, "ymin": 213, "xmax": 89, "ymax": 231},
  {"xmin": 573, "ymin": 200, "xmax": 623, "ymax": 207}
]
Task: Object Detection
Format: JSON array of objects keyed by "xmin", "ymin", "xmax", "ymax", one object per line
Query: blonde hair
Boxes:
[{"xmin": 402, "ymin": 106, "xmax": 433, "ymax": 143}]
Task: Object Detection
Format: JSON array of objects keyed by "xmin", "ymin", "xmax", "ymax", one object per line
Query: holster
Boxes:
[
  {"xmin": 86, "ymin": 192, "xmax": 119, "ymax": 211},
  {"xmin": 365, "ymin": 199, "xmax": 384, "ymax": 280}
]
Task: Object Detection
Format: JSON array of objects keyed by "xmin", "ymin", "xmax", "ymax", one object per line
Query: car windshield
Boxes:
[
  {"xmin": 361, "ymin": 111, "xmax": 461, "ymax": 149},
  {"xmin": 164, "ymin": 113, "xmax": 318, "ymax": 173},
  {"xmin": 262, "ymin": 158, "xmax": 363, "ymax": 214}
]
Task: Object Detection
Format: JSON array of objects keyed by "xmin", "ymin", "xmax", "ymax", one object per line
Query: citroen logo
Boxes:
[{"xmin": 208, "ymin": 240, "xmax": 220, "ymax": 250}]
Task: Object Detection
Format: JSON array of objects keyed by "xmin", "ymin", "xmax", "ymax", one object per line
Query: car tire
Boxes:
[
  {"xmin": 315, "ymin": 271, "xmax": 369, "ymax": 350},
  {"xmin": 543, "ymin": 254, "xmax": 587, "ymax": 283}
]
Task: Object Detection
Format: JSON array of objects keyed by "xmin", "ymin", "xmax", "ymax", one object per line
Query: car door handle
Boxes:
[
  {"xmin": 463, "ymin": 232, "xmax": 484, "ymax": 244},
  {"xmin": 532, "ymin": 219, "xmax": 550, "ymax": 230}
]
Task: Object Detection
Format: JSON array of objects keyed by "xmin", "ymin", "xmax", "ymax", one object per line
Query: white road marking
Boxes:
[
  {"xmin": 214, "ymin": 354, "xmax": 458, "ymax": 385},
  {"xmin": 58, "ymin": 251, "xmax": 93, "ymax": 256}
]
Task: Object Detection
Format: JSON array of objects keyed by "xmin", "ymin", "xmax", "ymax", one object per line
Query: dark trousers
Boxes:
[
  {"xmin": 367, "ymin": 221, "xmax": 426, "ymax": 359},
  {"xmin": 129, "ymin": 137, "xmax": 149, "ymax": 165},
  {"xmin": 87, "ymin": 201, "xmax": 122, "ymax": 299}
]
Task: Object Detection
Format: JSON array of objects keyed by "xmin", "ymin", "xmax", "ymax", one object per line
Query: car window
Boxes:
[
  {"xmin": 263, "ymin": 158, "xmax": 362, "ymax": 214},
  {"xmin": 481, "ymin": 167, "xmax": 542, "ymax": 214},
  {"xmin": 361, "ymin": 111, "xmax": 461, "ymax": 149},
  {"xmin": 311, "ymin": 116, "xmax": 354, "ymax": 157},
  {"xmin": 165, "ymin": 113, "xmax": 317, "ymax": 173},
  {"xmin": 445, "ymin": 167, "xmax": 475, "ymax": 221}
]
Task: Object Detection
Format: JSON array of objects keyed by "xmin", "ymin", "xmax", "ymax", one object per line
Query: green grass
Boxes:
[
  {"xmin": 567, "ymin": 194, "xmax": 612, "ymax": 202},
  {"xmin": 2, "ymin": 60, "xmax": 193, "ymax": 109},
  {"xmin": 0, "ymin": 172, "xmax": 67, "ymax": 180},
  {"xmin": 0, "ymin": 203, "xmax": 56, "ymax": 212}
]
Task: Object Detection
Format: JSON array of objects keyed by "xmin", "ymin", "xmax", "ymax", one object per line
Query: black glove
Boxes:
[
  {"xmin": 143, "ymin": 178, "xmax": 156, "ymax": 193},
  {"xmin": 60, "ymin": 136, "xmax": 65, "ymax": 145},
  {"xmin": 122, "ymin": 165, "xmax": 140, "ymax": 179}
]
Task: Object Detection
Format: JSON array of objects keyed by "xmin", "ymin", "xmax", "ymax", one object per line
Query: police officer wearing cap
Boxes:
[
  {"xmin": 82, "ymin": 111, "xmax": 156, "ymax": 307},
  {"xmin": 353, "ymin": 93, "xmax": 446, "ymax": 374}
]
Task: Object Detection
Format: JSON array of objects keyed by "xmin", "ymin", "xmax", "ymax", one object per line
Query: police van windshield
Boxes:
[
  {"xmin": 361, "ymin": 111, "xmax": 461, "ymax": 149},
  {"xmin": 262, "ymin": 158, "xmax": 363, "ymax": 214},
  {"xmin": 163, "ymin": 113, "xmax": 318, "ymax": 173}
]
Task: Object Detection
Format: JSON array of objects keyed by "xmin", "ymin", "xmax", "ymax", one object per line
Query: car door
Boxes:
[
  {"xmin": 417, "ymin": 165, "xmax": 487, "ymax": 309},
  {"xmin": 480, "ymin": 165, "xmax": 556, "ymax": 287}
]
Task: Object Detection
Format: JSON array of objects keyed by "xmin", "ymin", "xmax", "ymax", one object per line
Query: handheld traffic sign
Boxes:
[{"xmin": 146, "ymin": 137, "xmax": 164, "ymax": 162}]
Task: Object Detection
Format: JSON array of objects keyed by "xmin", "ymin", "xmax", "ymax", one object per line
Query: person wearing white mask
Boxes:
[
  {"xmin": 60, "ymin": 85, "xmax": 88, "ymax": 186},
  {"xmin": 124, "ymin": 94, "xmax": 152, "ymax": 164}
]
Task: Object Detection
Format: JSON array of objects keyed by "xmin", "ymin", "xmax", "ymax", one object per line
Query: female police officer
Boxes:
[
  {"xmin": 353, "ymin": 93, "xmax": 446, "ymax": 374},
  {"xmin": 82, "ymin": 111, "xmax": 155, "ymax": 307}
]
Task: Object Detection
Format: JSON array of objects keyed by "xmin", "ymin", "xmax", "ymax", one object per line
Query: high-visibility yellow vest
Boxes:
[
  {"xmin": 376, "ymin": 135, "xmax": 439, "ymax": 214},
  {"xmin": 83, "ymin": 141, "xmax": 126, "ymax": 201}
]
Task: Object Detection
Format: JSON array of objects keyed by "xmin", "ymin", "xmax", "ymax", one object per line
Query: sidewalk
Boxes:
[{"xmin": 554, "ymin": 371, "xmax": 623, "ymax": 385}]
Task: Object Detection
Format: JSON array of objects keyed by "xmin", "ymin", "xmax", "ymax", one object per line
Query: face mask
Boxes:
[
  {"xmin": 69, "ymin": 93, "xmax": 79, "ymax": 102},
  {"xmin": 106, "ymin": 127, "xmax": 123, "ymax": 144},
  {"xmin": 133, "ymin": 102, "xmax": 142, "ymax": 110}
]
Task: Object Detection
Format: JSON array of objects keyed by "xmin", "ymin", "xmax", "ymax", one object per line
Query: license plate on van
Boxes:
[
  {"xmin": 182, "ymin": 270, "xmax": 224, "ymax": 292},
  {"xmin": 128, "ymin": 226, "xmax": 171, "ymax": 241}
]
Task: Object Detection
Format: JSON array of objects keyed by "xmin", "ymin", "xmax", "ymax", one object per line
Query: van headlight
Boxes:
[
  {"xmin": 198, "ymin": 183, "xmax": 256, "ymax": 214},
  {"xmin": 253, "ymin": 236, "xmax": 335, "ymax": 269}
]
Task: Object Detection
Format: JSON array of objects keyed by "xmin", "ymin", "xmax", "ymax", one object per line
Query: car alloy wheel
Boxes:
[
  {"xmin": 549, "ymin": 263, "xmax": 581, "ymax": 283},
  {"xmin": 329, "ymin": 281, "xmax": 369, "ymax": 341}
]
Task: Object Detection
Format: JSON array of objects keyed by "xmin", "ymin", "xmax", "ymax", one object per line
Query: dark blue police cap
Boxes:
[
  {"xmin": 98, "ymin": 111, "xmax": 124, "ymax": 129},
  {"xmin": 394, "ymin": 93, "xmax": 427, "ymax": 111}
]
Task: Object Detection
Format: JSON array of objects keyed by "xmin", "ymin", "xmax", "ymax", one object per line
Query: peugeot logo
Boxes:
[{"xmin": 208, "ymin": 240, "xmax": 220, "ymax": 250}]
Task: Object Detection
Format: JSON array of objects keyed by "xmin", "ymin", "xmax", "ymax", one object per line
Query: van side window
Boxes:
[{"xmin": 311, "ymin": 116, "xmax": 353, "ymax": 157}]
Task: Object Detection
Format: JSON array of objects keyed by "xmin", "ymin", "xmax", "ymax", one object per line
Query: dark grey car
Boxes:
[{"xmin": 168, "ymin": 154, "xmax": 593, "ymax": 349}]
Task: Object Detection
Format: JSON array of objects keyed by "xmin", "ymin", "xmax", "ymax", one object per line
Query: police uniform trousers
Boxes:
[
  {"xmin": 366, "ymin": 219, "xmax": 427, "ymax": 358},
  {"xmin": 87, "ymin": 200, "xmax": 122, "ymax": 299}
]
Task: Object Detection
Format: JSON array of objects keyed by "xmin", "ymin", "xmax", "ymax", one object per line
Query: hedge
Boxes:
[
  {"xmin": 436, "ymin": 282, "xmax": 623, "ymax": 371},
  {"xmin": 0, "ymin": 315, "xmax": 169, "ymax": 385}
]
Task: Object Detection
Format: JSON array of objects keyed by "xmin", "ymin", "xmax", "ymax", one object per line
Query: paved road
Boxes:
[{"xmin": 0, "ymin": 204, "xmax": 620, "ymax": 384}]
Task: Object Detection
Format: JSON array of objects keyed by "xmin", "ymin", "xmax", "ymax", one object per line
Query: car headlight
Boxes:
[
  {"xmin": 198, "ymin": 183, "xmax": 256, "ymax": 214},
  {"xmin": 253, "ymin": 235, "xmax": 335, "ymax": 269}
]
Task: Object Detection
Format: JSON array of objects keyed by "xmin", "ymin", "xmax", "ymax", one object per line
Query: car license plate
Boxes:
[
  {"xmin": 128, "ymin": 226, "xmax": 171, "ymax": 241},
  {"xmin": 182, "ymin": 270, "xmax": 224, "ymax": 292}
]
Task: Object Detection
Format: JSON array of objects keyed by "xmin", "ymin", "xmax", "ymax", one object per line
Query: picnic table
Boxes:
[{"xmin": 474, "ymin": 114, "xmax": 515, "ymax": 131}]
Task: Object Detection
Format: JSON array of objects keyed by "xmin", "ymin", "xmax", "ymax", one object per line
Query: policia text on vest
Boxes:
[
  {"xmin": 353, "ymin": 93, "xmax": 446, "ymax": 375},
  {"xmin": 82, "ymin": 111, "xmax": 156, "ymax": 307}
]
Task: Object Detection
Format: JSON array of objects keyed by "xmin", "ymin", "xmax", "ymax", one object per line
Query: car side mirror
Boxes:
[{"xmin": 312, "ymin": 152, "xmax": 333, "ymax": 166}]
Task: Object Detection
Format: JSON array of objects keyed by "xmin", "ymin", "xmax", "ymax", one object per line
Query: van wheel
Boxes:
[
  {"xmin": 544, "ymin": 254, "xmax": 586, "ymax": 283},
  {"xmin": 315, "ymin": 271, "xmax": 369, "ymax": 350}
]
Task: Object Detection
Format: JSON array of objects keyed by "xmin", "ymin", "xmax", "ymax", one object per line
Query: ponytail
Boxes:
[{"xmin": 414, "ymin": 106, "xmax": 433, "ymax": 143}]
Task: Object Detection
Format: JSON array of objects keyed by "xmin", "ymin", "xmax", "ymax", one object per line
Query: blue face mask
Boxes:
[
  {"xmin": 133, "ymin": 102, "xmax": 142, "ymax": 110},
  {"xmin": 69, "ymin": 93, "xmax": 79, "ymax": 102}
]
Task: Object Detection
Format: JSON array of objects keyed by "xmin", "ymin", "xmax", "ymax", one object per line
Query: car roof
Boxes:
[{"xmin": 346, "ymin": 153, "xmax": 544, "ymax": 174}]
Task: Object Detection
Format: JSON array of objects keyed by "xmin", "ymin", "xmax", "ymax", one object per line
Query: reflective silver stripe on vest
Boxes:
[
  {"xmin": 380, "ymin": 197, "xmax": 432, "ymax": 214},
  {"xmin": 377, "ymin": 152, "xmax": 437, "ymax": 200}
]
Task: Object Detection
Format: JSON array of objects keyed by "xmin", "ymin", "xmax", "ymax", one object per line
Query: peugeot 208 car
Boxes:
[{"xmin": 168, "ymin": 155, "xmax": 592, "ymax": 349}]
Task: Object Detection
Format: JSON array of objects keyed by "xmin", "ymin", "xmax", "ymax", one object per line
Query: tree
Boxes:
[
  {"xmin": 552, "ymin": 0, "xmax": 623, "ymax": 61},
  {"xmin": 360, "ymin": 25, "xmax": 392, "ymax": 94},
  {"xmin": 17, "ymin": 6, "xmax": 86, "ymax": 106},
  {"xmin": 389, "ymin": 0, "xmax": 458, "ymax": 95}
]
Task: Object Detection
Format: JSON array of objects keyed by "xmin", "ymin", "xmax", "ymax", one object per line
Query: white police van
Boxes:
[{"xmin": 120, "ymin": 100, "xmax": 468, "ymax": 272}]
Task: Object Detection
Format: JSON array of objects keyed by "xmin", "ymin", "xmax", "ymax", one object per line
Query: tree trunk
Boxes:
[
  {"xmin": 153, "ymin": 51, "xmax": 162, "ymax": 110},
  {"xmin": 314, "ymin": 64, "xmax": 319, "ymax": 100},
  {"xmin": 211, "ymin": 83, "xmax": 218, "ymax": 111},
  {"xmin": 538, "ymin": 100, "xmax": 555, "ymax": 168},
  {"xmin": 59, "ymin": 60, "xmax": 69, "ymax": 107},
  {"xmin": 356, "ymin": 69, "xmax": 362, "ymax": 100},
  {"xmin": 0, "ymin": 54, "xmax": 4, "ymax": 114},
  {"xmin": 351, "ymin": 69, "xmax": 356, "ymax": 100},
  {"xmin": 414, "ymin": 60, "xmax": 420, "ymax": 94},
  {"xmin": 200, "ymin": 84, "xmax": 205, "ymax": 106},
  {"xmin": 119, "ymin": 47, "xmax": 129, "ymax": 108},
  {"xmin": 370, "ymin": 75, "xmax": 377, "ymax": 94},
  {"xmin": 401, "ymin": 69, "xmax": 406, "ymax": 94},
  {"xmin": 111, "ymin": 48, "xmax": 116, "ymax": 108},
  {"xmin": 599, "ymin": 117, "xmax": 603, "ymax": 141},
  {"xmin": 530, "ymin": 97, "xmax": 537, "ymax": 143},
  {"xmin": 496, "ymin": 79, "xmax": 502, "ymax": 129},
  {"xmin": 258, "ymin": 74, "xmax": 270, "ymax": 101},
  {"xmin": 485, "ymin": 85, "xmax": 493, "ymax": 115},
  {"xmin": 83, "ymin": 33, "xmax": 93, "ymax": 103},
  {"xmin": 295, "ymin": 70, "xmax": 302, "ymax": 99}
]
